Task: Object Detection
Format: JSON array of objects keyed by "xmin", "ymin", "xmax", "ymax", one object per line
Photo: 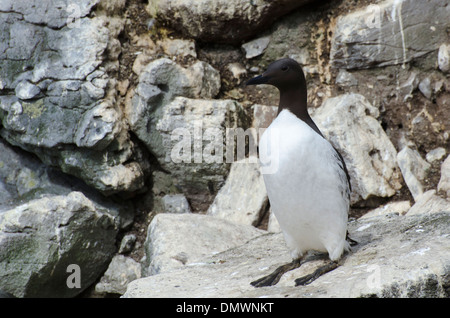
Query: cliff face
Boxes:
[{"xmin": 0, "ymin": 0, "xmax": 448, "ymax": 297}]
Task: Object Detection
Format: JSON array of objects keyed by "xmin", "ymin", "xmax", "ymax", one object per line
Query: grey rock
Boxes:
[
  {"xmin": 15, "ymin": 81, "xmax": 41, "ymax": 100},
  {"xmin": 0, "ymin": 137, "xmax": 134, "ymax": 229},
  {"xmin": 336, "ymin": 69, "xmax": 358, "ymax": 87},
  {"xmin": 438, "ymin": 43, "xmax": 450, "ymax": 73},
  {"xmin": 311, "ymin": 94, "xmax": 402, "ymax": 204},
  {"xmin": 407, "ymin": 190, "xmax": 450, "ymax": 216},
  {"xmin": 127, "ymin": 58, "xmax": 221, "ymax": 156},
  {"xmin": 438, "ymin": 155, "xmax": 450, "ymax": 197},
  {"xmin": 162, "ymin": 194, "xmax": 191, "ymax": 214},
  {"xmin": 0, "ymin": 0, "xmax": 147, "ymax": 196},
  {"xmin": 142, "ymin": 96, "xmax": 248, "ymax": 196},
  {"xmin": 95, "ymin": 255, "xmax": 141, "ymax": 295},
  {"xmin": 360, "ymin": 201, "xmax": 411, "ymax": 219},
  {"xmin": 142, "ymin": 213, "xmax": 264, "ymax": 276},
  {"xmin": 147, "ymin": 0, "xmax": 314, "ymax": 44},
  {"xmin": 0, "ymin": 191, "xmax": 118, "ymax": 298},
  {"xmin": 207, "ymin": 157, "xmax": 268, "ymax": 226},
  {"xmin": 119, "ymin": 234, "xmax": 137, "ymax": 254},
  {"xmin": 124, "ymin": 212, "xmax": 450, "ymax": 298},
  {"xmin": 426, "ymin": 147, "xmax": 446, "ymax": 163},
  {"xmin": 159, "ymin": 38, "xmax": 197, "ymax": 58},
  {"xmin": 330, "ymin": 0, "xmax": 450, "ymax": 69},
  {"xmin": 242, "ymin": 36, "xmax": 271, "ymax": 59},
  {"xmin": 418, "ymin": 77, "xmax": 432, "ymax": 100},
  {"xmin": 397, "ymin": 147, "xmax": 431, "ymax": 201}
]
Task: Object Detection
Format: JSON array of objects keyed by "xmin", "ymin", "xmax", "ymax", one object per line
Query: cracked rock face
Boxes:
[
  {"xmin": 0, "ymin": 191, "xmax": 118, "ymax": 298},
  {"xmin": 147, "ymin": 0, "xmax": 315, "ymax": 44},
  {"xmin": 330, "ymin": 0, "xmax": 450, "ymax": 69},
  {"xmin": 0, "ymin": 0, "xmax": 147, "ymax": 195}
]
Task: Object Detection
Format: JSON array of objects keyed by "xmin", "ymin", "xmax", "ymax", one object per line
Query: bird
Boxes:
[{"xmin": 246, "ymin": 58, "xmax": 353, "ymax": 287}]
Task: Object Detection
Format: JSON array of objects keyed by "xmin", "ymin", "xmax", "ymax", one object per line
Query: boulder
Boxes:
[
  {"xmin": 0, "ymin": 192, "xmax": 118, "ymax": 298},
  {"xmin": 330, "ymin": 0, "xmax": 450, "ymax": 69},
  {"xmin": 311, "ymin": 93, "xmax": 402, "ymax": 204},
  {"xmin": 397, "ymin": 147, "xmax": 431, "ymax": 201},
  {"xmin": 161, "ymin": 194, "xmax": 192, "ymax": 214},
  {"xmin": 124, "ymin": 211, "xmax": 450, "ymax": 298},
  {"xmin": 95, "ymin": 255, "xmax": 142, "ymax": 295},
  {"xmin": 438, "ymin": 155, "xmax": 450, "ymax": 197},
  {"xmin": 0, "ymin": 0, "xmax": 147, "ymax": 196},
  {"xmin": 407, "ymin": 190, "xmax": 450, "ymax": 216},
  {"xmin": 143, "ymin": 96, "xmax": 249, "ymax": 196},
  {"xmin": 147, "ymin": 0, "xmax": 314, "ymax": 44},
  {"xmin": 142, "ymin": 213, "xmax": 264, "ymax": 276},
  {"xmin": 207, "ymin": 157, "xmax": 268, "ymax": 226}
]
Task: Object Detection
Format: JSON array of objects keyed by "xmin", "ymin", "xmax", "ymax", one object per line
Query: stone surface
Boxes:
[
  {"xmin": 438, "ymin": 43, "xmax": 450, "ymax": 73},
  {"xmin": 438, "ymin": 155, "xmax": 450, "ymax": 197},
  {"xmin": 147, "ymin": 0, "xmax": 314, "ymax": 44},
  {"xmin": 407, "ymin": 190, "xmax": 450, "ymax": 216},
  {"xmin": 330, "ymin": 0, "xmax": 450, "ymax": 69},
  {"xmin": 426, "ymin": 147, "xmax": 446, "ymax": 163},
  {"xmin": 142, "ymin": 213, "xmax": 264, "ymax": 276},
  {"xmin": 95, "ymin": 255, "xmax": 141, "ymax": 295},
  {"xmin": 360, "ymin": 201, "xmax": 411, "ymax": 219},
  {"xmin": 0, "ymin": 0, "xmax": 148, "ymax": 196},
  {"xmin": 311, "ymin": 93, "xmax": 402, "ymax": 204},
  {"xmin": 242, "ymin": 36, "xmax": 271, "ymax": 59},
  {"xmin": 124, "ymin": 212, "xmax": 450, "ymax": 298},
  {"xmin": 144, "ymin": 96, "xmax": 249, "ymax": 196},
  {"xmin": 0, "ymin": 191, "xmax": 118, "ymax": 298},
  {"xmin": 397, "ymin": 147, "xmax": 431, "ymax": 201},
  {"xmin": 118, "ymin": 234, "xmax": 137, "ymax": 254},
  {"xmin": 207, "ymin": 157, "xmax": 268, "ymax": 226},
  {"xmin": 162, "ymin": 194, "xmax": 191, "ymax": 214},
  {"xmin": 127, "ymin": 58, "xmax": 221, "ymax": 152}
]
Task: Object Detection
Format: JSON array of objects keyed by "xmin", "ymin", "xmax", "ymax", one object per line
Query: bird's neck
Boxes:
[{"xmin": 278, "ymin": 88, "xmax": 324, "ymax": 137}]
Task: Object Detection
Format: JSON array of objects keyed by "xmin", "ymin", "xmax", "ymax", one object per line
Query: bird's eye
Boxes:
[{"xmin": 281, "ymin": 66, "xmax": 289, "ymax": 72}]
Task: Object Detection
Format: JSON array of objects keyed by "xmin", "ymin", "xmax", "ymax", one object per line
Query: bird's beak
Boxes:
[{"xmin": 245, "ymin": 74, "xmax": 269, "ymax": 86}]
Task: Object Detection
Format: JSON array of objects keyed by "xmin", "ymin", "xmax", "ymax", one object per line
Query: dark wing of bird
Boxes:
[{"xmin": 332, "ymin": 147, "xmax": 351, "ymax": 201}]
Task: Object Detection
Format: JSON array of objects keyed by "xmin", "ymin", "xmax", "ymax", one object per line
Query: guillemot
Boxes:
[{"xmin": 246, "ymin": 58, "xmax": 352, "ymax": 287}]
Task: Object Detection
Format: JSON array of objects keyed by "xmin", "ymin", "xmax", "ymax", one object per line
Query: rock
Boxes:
[
  {"xmin": 95, "ymin": 255, "xmax": 141, "ymax": 295},
  {"xmin": 242, "ymin": 36, "xmax": 271, "ymax": 59},
  {"xmin": 0, "ymin": 137, "xmax": 133, "ymax": 229},
  {"xmin": 142, "ymin": 96, "xmax": 249, "ymax": 196},
  {"xmin": 335, "ymin": 69, "xmax": 358, "ymax": 87},
  {"xmin": 426, "ymin": 147, "xmax": 446, "ymax": 163},
  {"xmin": 252, "ymin": 104, "xmax": 278, "ymax": 130},
  {"xmin": 438, "ymin": 43, "xmax": 450, "ymax": 73},
  {"xmin": 407, "ymin": 190, "xmax": 450, "ymax": 216},
  {"xmin": 438, "ymin": 155, "xmax": 450, "ymax": 197},
  {"xmin": 267, "ymin": 209, "xmax": 281, "ymax": 233},
  {"xmin": 124, "ymin": 212, "xmax": 450, "ymax": 298},
  {"xmin": 162, "ymin": 194, "xmax": 191, "ymax": 214},
  {"xmin": 418, "ymin": 77, "xmax": 432, "ymax": 100},
  {"xmin": 159, "ymin": 38, "xmax": 197, "ymax": 58},
  {"xmin": 142, "ymin": 213, "xmax": 265, "ymax": 276},
  {"xmin": 360, "ymin": 201, "xmax": 411, "ymax": 219},
  {"xmin": 147, "ymin": 0, "xmax": 314, "ymax": 44},
  {"xmin": 0, "ymin": 0, "xmax": 148, "ymax": 196},
  {"xmin": 330, "ymin": 0, "xmax": 450, "ymax": 69},
  {"xmin": 15, "ymin": 80, "xmax": 41, "ymax": 100},
  {"xmin": 397, "ymin": 147, "xmax": 431, "ymax": 201},
  {"xmin": 398, "ymin": 72, "xmax": 419, "ymax": 102},
  {"xmin": 0, "ymin": 191, "xmax": 118, "ymax": 297},
  {"xmin": 311, "ymin": 93, "xmax": 402, "ymax": 204},
  {"xmin": 207, "ymin": 157, "xmax": 268, "ymax": 226},
  {"xmin": 118, "ymin": 234, "xmax": 137, "ymax": 254},
  {"xmin": 226, "ymin": 63, "xmax": 247, "ymax": 84},
  {"xmin": 127, "ymin": 58, "xmax": 221, "ymax": 152}
]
